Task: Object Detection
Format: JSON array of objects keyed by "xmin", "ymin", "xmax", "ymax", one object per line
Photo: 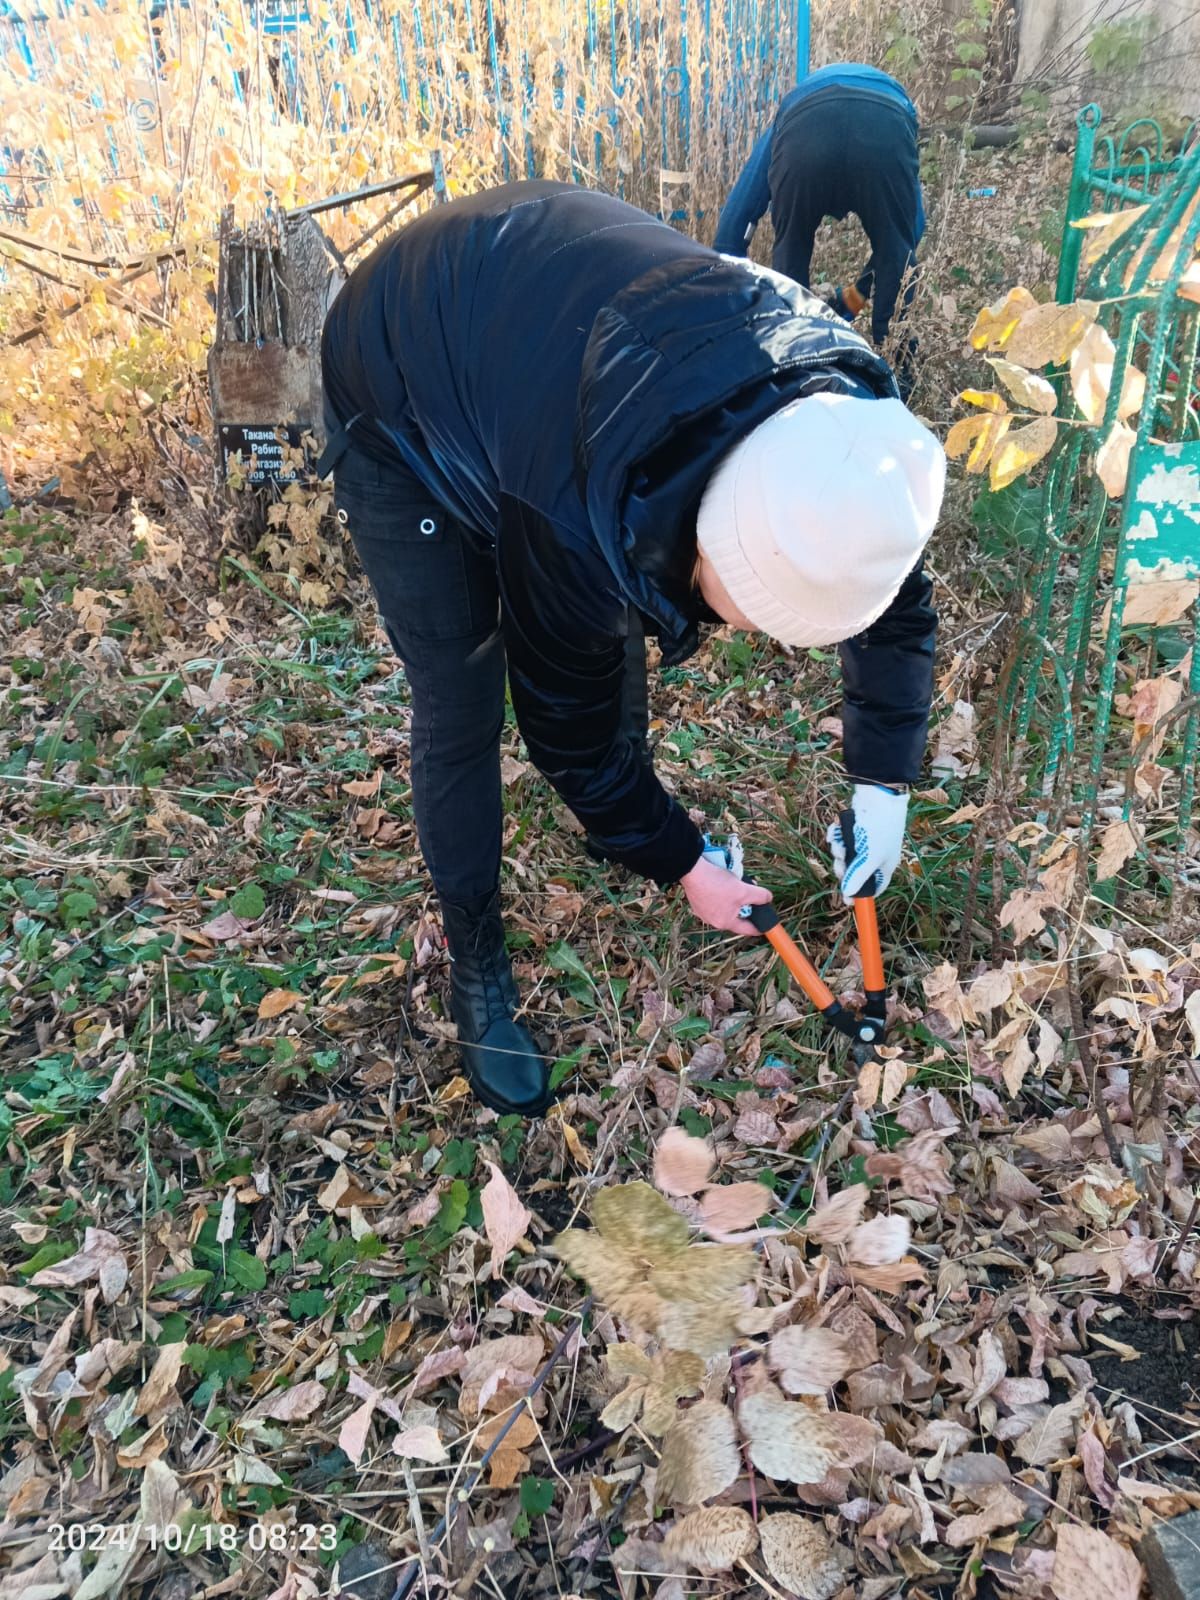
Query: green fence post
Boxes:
[{"xmin": 1055, "ymin": 103, "xmax": 1102, "ymax": 304}]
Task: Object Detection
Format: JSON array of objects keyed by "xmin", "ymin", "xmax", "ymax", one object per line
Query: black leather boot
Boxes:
[{"xmin": 439, "ymin": 891, "xmax": 550, "ymax": 1117}]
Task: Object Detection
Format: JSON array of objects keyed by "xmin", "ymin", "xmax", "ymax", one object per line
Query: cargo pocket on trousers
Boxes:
[{"xmin": 335, "ymin": 479, "xmax": 491, "ymax": 642}]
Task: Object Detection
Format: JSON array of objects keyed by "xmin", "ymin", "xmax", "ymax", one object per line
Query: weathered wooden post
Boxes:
[{"xmin": 208, "ymin": 169, "xmax": 440, "ymax": 493}]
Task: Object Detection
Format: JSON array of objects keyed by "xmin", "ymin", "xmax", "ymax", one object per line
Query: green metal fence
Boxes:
[{"xmin": 1002, "ymin": 105, "xmax": 1200, "ymax": 913}]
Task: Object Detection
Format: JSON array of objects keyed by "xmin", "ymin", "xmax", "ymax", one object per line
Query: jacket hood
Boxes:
[{"xmin": 576, "ymin": 255, "xmax": 897, "ymax": 660}]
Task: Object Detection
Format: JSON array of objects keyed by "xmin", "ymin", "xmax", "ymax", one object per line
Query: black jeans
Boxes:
[{"xmin": 333, "ymin": 446, "xmax": 648, "ymax": 902}]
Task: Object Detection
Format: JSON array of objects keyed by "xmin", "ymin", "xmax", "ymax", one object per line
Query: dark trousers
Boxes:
[
  {"xmin": 769, "ymin": 92, "xmax": 923, "ymax": 375},
  {"xmin": 333, "ymin": 446, "xmax": 648, "ymax": 902}
]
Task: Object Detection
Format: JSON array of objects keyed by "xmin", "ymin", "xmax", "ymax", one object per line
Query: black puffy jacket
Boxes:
[{"xmin": 321, "ymin": 181, "xmax": 936, "ymax": 886}]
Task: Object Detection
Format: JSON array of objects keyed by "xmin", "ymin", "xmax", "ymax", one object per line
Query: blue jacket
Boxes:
[
  {"xmin": 714, "ymin": 64, "xmax": 924, "ymax": 345},
  {"xmin": 322, "ymin": 182, "xmax": 936, "ymax": 885}
]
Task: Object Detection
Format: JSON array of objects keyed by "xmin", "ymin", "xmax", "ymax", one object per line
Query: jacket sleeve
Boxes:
[
  {"xmin": 713, "ymin": 130, "xmax": 774, "ymax": 255},
  {"xmin": 839, "ymin": 560, "xmax": 936, "ymax": 785},
  {"xmin": 496, "ymin": 497, "xmax": 704, "ymax": 887}
]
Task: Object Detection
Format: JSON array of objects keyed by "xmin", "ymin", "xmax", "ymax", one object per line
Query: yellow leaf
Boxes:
[
  {"xmin": 437, "ymin": 1075, "xmax": 473, "ymax": 1103},
  {"xmin": 986, "ymin": 359, "xmax": 1057, "ymax": 415},
  {"xmin": 1005, "ymin": 299, "xmax": 1098, "ymax": 368},
  {"xmin": 967, "ymin": 286, "xmax": 1037, "ymax": 351},
  {"xmin": 1095, "ymin": 421, "xmax": 1136, "ymax": 497},
  {"xmin": 960, "ymin": 388, "xmax": 1009, "ymax": 412},
  {"xmin": 989, "ymin": 415, "xmax": 1058, "ymax": 490},
  {"xmin": 946, "ymin": 412, "xmax": 1011, "ymax": 473},
  {"xmin": 561, "ymin": 1120, "xmax": 592, "ymax": 1169},
  {"xmin": 1071, "ymin": 204, "xmax": 1149, "ymax": 270},
  {"xmin": 258, "ymin": 989, "xmax": 303, "ymax": 1020}
]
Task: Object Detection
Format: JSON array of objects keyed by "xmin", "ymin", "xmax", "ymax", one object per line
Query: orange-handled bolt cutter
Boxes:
[{"xmin": 740, "ymin": 807, "xmax": 888, "ymax": 1066}]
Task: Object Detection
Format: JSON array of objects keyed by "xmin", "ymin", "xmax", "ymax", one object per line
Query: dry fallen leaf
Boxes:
[
  {"xmin": 135, "ymin": 1342, "xmax": 187, "ymax": 1419},
  {"xmin": 257, "ymin": 988, "xmax": 303, "ymax": 1020},
  {"xmin": 662, "ymin": 1506, "xmax": 758, "ymax": 1572},
  {"xmin": 1050, "ymin": 1522, "xmax": 1144, "ymax": 1600},
  {"xmin": 656, "ymin": 1400, "xmax": 740, "ymax": 1506},
  {"xmin": 30, "ymin": 1227, "xmax": 128, "ymax": 1304},
  {"xmin": 846, "ymin": 1214, "xmax": 911, "ymax": 1267},
  {"xmin": 480, "ymin": 1161, "xmax": 531, "ymax": 1279},
  {"xmin": 1122, "ymin": 578, "xmax": 1200, "ymax": 628},
  {"xmin": 698, "ymin": 1181, "xmax": 774, "ymax": 1234},
  {"xmin": 1095, "ymin": 818, "xmax": 1142, "ymax": 883},
  {"xmin": 259, "ymin": 1380, "xmax": 326, "ymax": 1423},
  {"xmin": 391, "ymin": 1424, "xmax": 447, "ymax": 1464},
  {"xmin": 338, "ymin": 1397, "xmax": 376, "ymax": 1467},
  {"xmin": 768, "ymin": 1325, "xmax": 853, "ymax": 1396},
  {"xmin": 758, "ymin": 1513, "xmax": 846, "ymax": 1600},
  {"xmin": 805, "ymin": 1184, "xmax": 868, "ymax": 1246},
  {"xmin": 654, "ymin": 1128, "xmax": 715, "ymax": 1197},
  {"xmin": 943, "ymin": 1483, "xmax": 1028, "ymax": 1547},
  {"xmin": 739, "ymin": 1384, "xmax": 837, "ymax": 1484}
]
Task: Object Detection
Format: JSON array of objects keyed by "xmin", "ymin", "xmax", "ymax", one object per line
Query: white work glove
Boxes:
[{"xmin": 826, "ymin": 784, "xmax": 909, "ymax": 902}]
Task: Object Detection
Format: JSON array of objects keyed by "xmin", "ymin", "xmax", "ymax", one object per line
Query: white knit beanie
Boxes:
[{"xmin": 696, "ymin": 393, "xmax": 946, "ymax": 647}]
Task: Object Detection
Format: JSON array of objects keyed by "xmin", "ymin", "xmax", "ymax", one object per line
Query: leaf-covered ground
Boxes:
[{"xmin": 3, "ymin": 137, "xmax": 1200, "ymax": 1600}]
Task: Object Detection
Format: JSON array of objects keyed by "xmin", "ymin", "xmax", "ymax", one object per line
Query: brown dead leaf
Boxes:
[
  {"xmin": 1014, "ymin": 1393, "xmax": 1086, "ymax": 1466},
  {"xmin": 1122, "ymin": 578, "xmax": 1200, "ymax": 627},
  {"xmin": 739, "ymin": 1384, "xmax": 838, "ymax": 1484},
  {"xmin": 662, "ymin": 1506, "xmax": 758, "ymax": 1572},
  {"xmin": 30, "ymin": 1227, "xmax": 127, "ymax": 1304},
  {"xmin": 391, "ymin": 1424, "xmax": 447, "ymax": 1464},
  {"xmin": 1050, "ymin": 1523, "xmax": 1143, "ymax": 1600},
  {"xmin": 257, "ymin": 988, "xmax": 303, "ymax": 1020},
  {"xmin": 135, "ymin": 1342, "xmax": 186, "ymax": 1418},
  {"xmin": 1000, "ymin": 888, "xmax": 1054, "ymax": 945},
  {"xmin": 944, "ymin": 1484, "xmax": 1028, "ymax": 1548},
  {"xmin": 316, "ymin": 1166, "xmax": 388, "ymax": 1212},
  {"xmin": 480, "ymin": 1161, "xmax": 531, "ymax": 1279},
  {"xmin": 259, "ymin": 1380, "xmax": 326, "ymax": 1423},
  {"xmin": 479, "ymin": 1409, "xmax": 537, "ymax": 1487},
  {"xmin": 805, "ymin": 1184, "xmax": 868, "ymax": 1246},
  {"xmin": 965, "ymin": 1328, "xmax": 1007, "ymax": 1410},
  {"xmin": 338, "ymin": 1397, "xmax": 376, "ymax": 1466},
  {"xmin": 1121, "ymin": 675, "xmax": 1182, "ymax": 760},
  {"xmin": 758, "ymin": 1513, "xmax": 847, "ymax": 1600},
  {"xmin": 769, "ymin": 1325, "xmax": 853, "ymax": 1395},
  {"xmin": 654, "ymin": 1129, "xmax": 715, "ymax": 1197},
  {"xmin": 699, "ymin": 1181, "xmax": 774, "ymax": 1234},
  {"xmin": 342, "ymin": 770, "xmax": 383, "ymax": 798},
  {"xmin": 657, "ymin": 1400, "xmax": 740, "ymax": 1506},
  {"xmin": 1095, "ymin": 818, "xmax": 1142, "ymax": 883},
  {"xmin": 847, "ymin": 1215, "xmax": 911, "ymax": 1266}
]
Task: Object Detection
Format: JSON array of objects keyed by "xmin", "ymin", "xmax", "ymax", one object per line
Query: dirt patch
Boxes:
[{"xmin": 1088, "ymin": 1302, "xmax": 1200, "ymax": 1436}]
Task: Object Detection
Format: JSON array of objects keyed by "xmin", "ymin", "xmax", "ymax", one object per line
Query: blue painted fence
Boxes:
[{"xmin": 1, "ymin": 0, "xmax": 811, "ymax": 226}]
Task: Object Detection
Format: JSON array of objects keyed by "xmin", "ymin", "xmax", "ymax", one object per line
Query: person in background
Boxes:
[
  {"xmin": 714, "ymin": 62, "xmax": 925, "ymax": 394},
  {"xmin": 320, "ymin": 180, "xmax": 944, "ymax": 1120}
]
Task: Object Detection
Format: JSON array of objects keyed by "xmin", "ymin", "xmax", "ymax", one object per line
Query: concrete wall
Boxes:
[{"xmin": 1019, "ymin": 0, "xmax": 1200, "ymax": 122}]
